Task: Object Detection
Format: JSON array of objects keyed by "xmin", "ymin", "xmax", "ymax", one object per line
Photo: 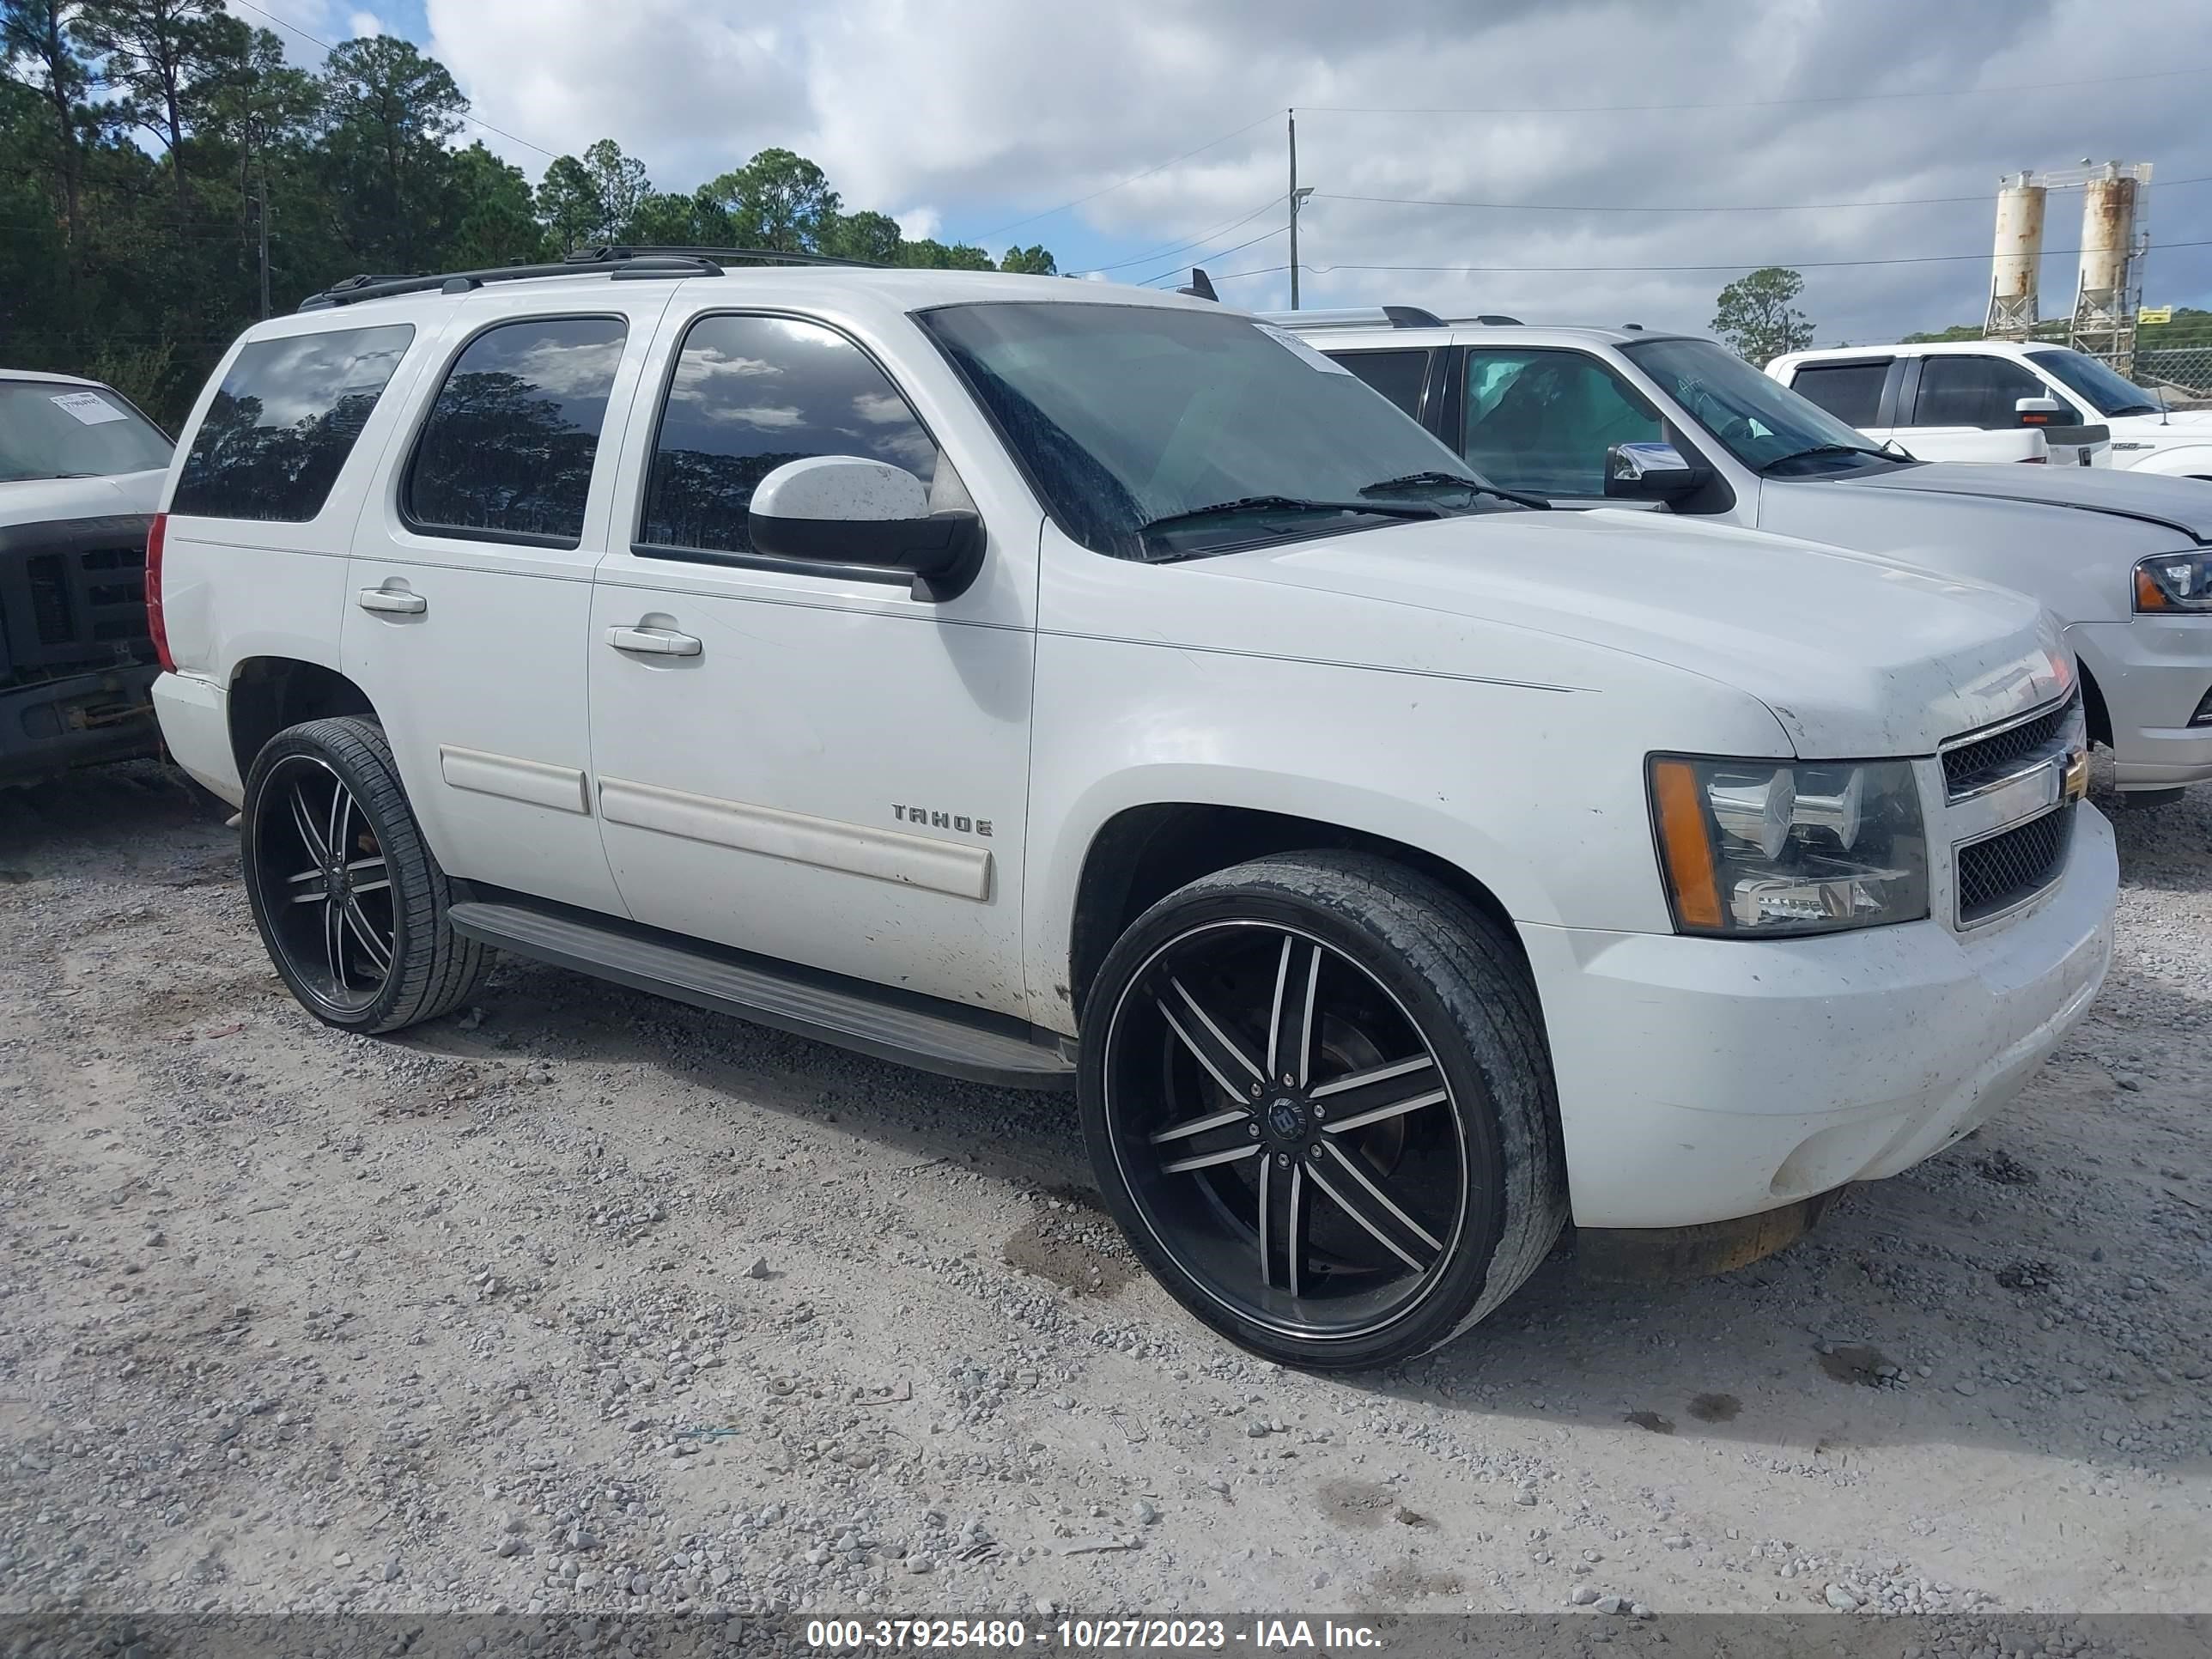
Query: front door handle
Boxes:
[
  {"xmin": 605, "ymin": 625, "xmax": 702, "ymax": 658},
  {"xmin": 357, "ymin": 587, "xmax": 427, "ymax": 616}
]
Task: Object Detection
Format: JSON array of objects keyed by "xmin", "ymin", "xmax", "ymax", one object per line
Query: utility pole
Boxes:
[
  {"xmin": 257, "ymin": 156, "xmax": 272, "ymax": 320},
  {"xmin": 1287, "ymin": 108, "xmax": 1300, "ymax": 309}
]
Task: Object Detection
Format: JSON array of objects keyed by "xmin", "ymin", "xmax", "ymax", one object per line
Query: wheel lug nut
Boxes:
[
  {"xmin": 1274, "ymin": 1153, "xmax": 1289, "ymax": 1169},
  {"xmin": 1311, "ymin": 1104, "xmax": 1326, "ymax": 1120},
  {"xmin": 1249, "ymin": 1083, "xmax": 1262, "ymax": 1098},
  {"xmin": 1308, "ymin": 1144, "xmax": 1323, "ymax": 1160},
  {"xmin": 1280, "ymin": 1073, "xmax": 1293, "ymax": 1087},
  {"xmin": 1246, "ymin": 1121, "xmax": 1261, "ymax": 1138}
]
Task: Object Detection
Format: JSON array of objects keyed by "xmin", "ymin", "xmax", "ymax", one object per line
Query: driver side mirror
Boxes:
[
  {"xmin": 2014, "ymin": 396, "xmax": 2070, "ymax": 428},
  {"xmin": 1603, "ymin": 441, "xmax": 1711, "ymax": 503},
  {"xmin": 749, "ymin": 456, "xmax": 985, "ymax": 601}
]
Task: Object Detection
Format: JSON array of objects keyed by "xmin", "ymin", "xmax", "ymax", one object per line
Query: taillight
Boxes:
[{"xmin": 146, "ymin": 512, "xmax": 173, "ymax": 672}]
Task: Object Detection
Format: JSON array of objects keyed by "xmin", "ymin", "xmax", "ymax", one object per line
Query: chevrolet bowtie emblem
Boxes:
[{"xmin": 2063, "ymin": 748, "xmax": 2090, "ymax": 802}]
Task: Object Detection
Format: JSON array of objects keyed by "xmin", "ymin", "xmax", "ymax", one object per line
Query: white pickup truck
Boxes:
[
  {"xmin": 1, "ymin": 369, "xmax": 173, "ymax": 784},
  {"xmin": 1290, "ymin": 314, "xmax": 2212, "ymax": 803},
  {"xmin": 1767, "ymin": 341, "xmax": 2212, "ymax": 474}
]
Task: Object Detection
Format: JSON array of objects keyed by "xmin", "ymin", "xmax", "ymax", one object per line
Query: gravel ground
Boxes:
[{"xmin": 0, "ymin": 764, "xmax": 2207, "ymax": 1629}]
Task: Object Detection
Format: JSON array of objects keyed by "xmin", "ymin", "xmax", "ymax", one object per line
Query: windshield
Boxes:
[
  {"xmin": 1620, "ymin": 337, "xmax": 1899, "ymax": 475},
  {"xmin": 0, "ymin": 380, "xmax": 172, "ymax": 483},
  {"xmin": 2025, "ymin": 349, "xmax": 2162, "ymax": 416},
  {"xmin": 920, "ymin": 301, "xmax": 1505, "ymax": 559}
]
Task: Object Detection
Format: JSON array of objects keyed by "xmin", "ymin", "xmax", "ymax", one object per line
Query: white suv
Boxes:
[{"xmin": 149, "ymin": 250, "xmax": 2115, "ymax": 1368}]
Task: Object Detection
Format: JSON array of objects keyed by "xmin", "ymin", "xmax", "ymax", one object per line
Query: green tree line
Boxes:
[{"xmin": 2, "ymin": 0, "xmax": 1054, "ymax": 426}]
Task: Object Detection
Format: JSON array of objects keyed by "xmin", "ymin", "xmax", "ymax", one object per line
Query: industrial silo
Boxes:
[{"xmin": 1985, "ymin": 173, "xmax": 2047, "ymax": 337}]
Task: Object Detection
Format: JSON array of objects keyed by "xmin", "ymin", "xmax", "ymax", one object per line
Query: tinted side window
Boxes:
[
  {"xmin": 173, "ymin": 325, "xmax": 413, "ymax": 521},
  {"xmin": 1461, "ymin": 348, "xmax": 1661, "ymax": 496},
  {"xmin": 1913, "ymin": 356, "xmax": 2046, "ymax": 428},
  {"xmin": 404, "ymin": 317, "xmax": 627, "ymax": 546},
  {"xmin": 1790, "ymin": 361, "xmax": 1887, "ymax": 428},
  {"xmin": 1332, "ymin": 349, "xmax": 1430, "ymax": 419},
  {"xmin": 641, "ymin": 314, "xmax": 939, "ymax": 558}
]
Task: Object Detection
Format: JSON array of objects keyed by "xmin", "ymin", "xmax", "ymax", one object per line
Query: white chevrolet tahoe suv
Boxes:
[
  {"xmin": 1295, "ymin": 314, "xmax": 2212, "ymax": 803},
  {"xmin": 1770, "ymin": 340, "xmax": 2209, "ymax": 475},
  {"xmin": 149, "ymin": 249, "xmax": 2116, "ymax": 1369}
]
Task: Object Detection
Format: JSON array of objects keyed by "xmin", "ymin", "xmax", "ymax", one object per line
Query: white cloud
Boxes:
[
  {"xmin": 347, "ymin": 10, "xmax": 382, "ymax": 37},
  {"xmin": 416, "ymin": 0, "xmax": 2212, "ymax": 338},
  {"xmin": 894, "ymin": 207, "xmax": 943, "ymax": 243}
]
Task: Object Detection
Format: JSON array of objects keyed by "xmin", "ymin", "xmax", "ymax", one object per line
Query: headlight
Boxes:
[
  {"xmin": 2135, "ymin": 550, "xmax": 2212, "ymax": 612},
  {"xmin": 1648, "ymin": 756, "xmax": 1929, "ymax": 937}
]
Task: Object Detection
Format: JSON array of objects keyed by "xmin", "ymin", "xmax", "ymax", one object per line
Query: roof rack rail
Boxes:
[
  {"xmin": 295, "ymin": 243, "xmax": 887, "ymax": 313},
  {"xmin": 1439, "ymin": 313, "xmax": 1525, "ymax": 326},
  {"xmin": 1253, "ymin": 306, "xmax": 1447, "ymax": 331}
]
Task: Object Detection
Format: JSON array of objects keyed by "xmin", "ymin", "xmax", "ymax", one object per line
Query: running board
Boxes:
[{"xmin": 447, "ymin": 900, "xmax": 1076, "ymax": 1091}]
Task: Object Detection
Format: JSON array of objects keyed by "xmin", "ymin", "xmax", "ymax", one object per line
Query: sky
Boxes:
[{"xmin": 226, "ymin": 0, "xmax": 2212, "ymax": 343}]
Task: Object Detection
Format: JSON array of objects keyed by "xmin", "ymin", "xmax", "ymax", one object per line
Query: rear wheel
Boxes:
[
  {"xmin": 1079, "ymin": 853, "xmax": 1565, "ymax": 1369},
  {"xmin": 241, "ymin": 716, "xmax": 490, "ymax": 1034}
]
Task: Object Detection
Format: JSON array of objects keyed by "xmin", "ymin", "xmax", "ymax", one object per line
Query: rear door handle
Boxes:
[
  {"xmin": 357, "ymin": 587, "xmax": 426, "ymax": 616},
  {"xmin": 605, "ymin": 625, "xmax": 702, "ymax": 658}
]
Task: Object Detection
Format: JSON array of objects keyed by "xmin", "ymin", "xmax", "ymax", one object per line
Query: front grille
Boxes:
[
  {"xmin": 26, "ymin": 553, "xmax": 73, "ymax": 646},
  {"xmin": 0, "ymin": 519, "xmax": 152, "ymax": 678},
  {"xmin": 1957, "ymin": 805, "xmax": 2074, "ymax": 925},
  {"xmin": 1942, "ymin": 690, "xmax": 2078, "ymax": 797}
]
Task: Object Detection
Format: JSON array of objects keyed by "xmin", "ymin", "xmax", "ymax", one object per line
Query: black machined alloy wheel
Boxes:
[
  {"xmin": 242, "ymin": 716, "xmax": 491, "ymax": 1035},
  {"xmin": 252, "ymin": 752, "xmax": 394, "ymax": 1014},
  {"xmin": 1080, "ymin": 853, "xmax": 1567, "ymax": 1370}
]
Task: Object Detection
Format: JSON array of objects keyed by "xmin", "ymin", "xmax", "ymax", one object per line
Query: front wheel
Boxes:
[
  {"xmin": 241, "ymin": 716, "xmax": 491, "ymax": 1034},
  {"xmin": 1079, "ymin": 853, "xmax": 1566, "ymax": 1370}
]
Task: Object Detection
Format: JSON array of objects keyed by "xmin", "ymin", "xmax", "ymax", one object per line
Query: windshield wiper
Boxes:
[
  {"xmin": 1135, "ymin": 495, "xmax": 1443, "ymax": 542},
  {"xmin": 1759, "ymin": 442, "xmax": 1893, "ymax": 474},
  {"xmin": 1359, "ymin": 471, "xmax": 1550, "ymax": 511}
]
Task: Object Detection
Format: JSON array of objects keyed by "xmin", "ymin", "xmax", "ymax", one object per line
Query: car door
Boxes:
[
  {"xmin": 585, "ymin": 307, "xmax": 1036, "ymax": 1016},
  {"xmin": 1785, "ymin": 357, "xmax": 1895, "ymax": 442},
  {"xmin": 1906, "ymin": 354, "xmax": 2057, "ymax": 444},
  {"xmin": 1452, "ymin": 345, "xmax": 1669, "ymax": 506},
  {"xmin": 343, "ymin": 291, "xmax": 672, "ymax": 915}
]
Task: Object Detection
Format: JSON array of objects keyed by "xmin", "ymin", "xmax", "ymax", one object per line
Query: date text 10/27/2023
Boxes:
[{"xmin": 803, "ymin": 1619, "xmax": 1385, "ymax": 1651}]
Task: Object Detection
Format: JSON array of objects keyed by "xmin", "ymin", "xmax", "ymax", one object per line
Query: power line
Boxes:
[
  {"xmin": 227, "ymin": 0, "xmax": 560, "ymax": 161},
  {"xmin": 1299, "ymin": 236, "xmax": 2212, "ymax": 276},
  {"xmin": 1139, "ymin": 225, "xmax": 1288, "ymax": 286},
  {"xmin": 1314, "ymin": 173, "xmax": 2212, "ymax": 216},
  {"xmin": 1297, "ymin": 64, "xmax": 2212, "ymax": 116},
  {"xmin": 957, "ymin": 112, "xmax": 1278, "ymax": 245},
  {"xmin": 1073, "ymin": 193, "xmax": 1286, "ymax": 276}
]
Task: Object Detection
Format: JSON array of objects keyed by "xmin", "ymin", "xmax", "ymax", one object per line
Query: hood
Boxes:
[
  {"xmin": 0, "ymin": 470, "xmax": 165, "ymax": 528},
  {"xmin": 2113, "ymin": 408, "xmax": 2212, "ymax": 432},
  {"xmin": 1200, "ymin": 508, "xmax": 2063, "ymax": 757},
  {"xmin": 1848, "ymin": 462, "xmax": 2212, "ymax": 544}
]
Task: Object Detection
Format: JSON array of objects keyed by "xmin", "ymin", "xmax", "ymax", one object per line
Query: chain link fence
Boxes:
[{"xmin": 2132, "ymin": 345, "xmax": 2212, "ymax": 398}]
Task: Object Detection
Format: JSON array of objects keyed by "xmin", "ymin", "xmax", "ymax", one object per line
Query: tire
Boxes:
[
  {"xmin": 1079, "ymin": 852, "xmax": 1566, "ymax": 1370},
  {"xmin": 240, "ymin": 716, "xmax": 491, "ymax": 1034}
]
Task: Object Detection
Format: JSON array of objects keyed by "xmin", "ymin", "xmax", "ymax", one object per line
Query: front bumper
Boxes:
[
  {"xmin": 2069, "ymin": 617, "xmax": 2212, "ymax": 791},
  {"xmin": 0, "ymin": 663, "xmax": 160, "ymax": 786},
  {"xmin": 1522, "ymin": 804, "xmax": 2116, "ymax": 1230}
]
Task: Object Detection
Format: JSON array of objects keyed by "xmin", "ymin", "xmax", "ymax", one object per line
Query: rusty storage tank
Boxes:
[
  {"xmin": 2078, "ymin": 167, "xmax": 2141, "ymax": 297},
  {"xmin": 1990, "ymin": 173, "xmax": 2048, "ymax": 329}
]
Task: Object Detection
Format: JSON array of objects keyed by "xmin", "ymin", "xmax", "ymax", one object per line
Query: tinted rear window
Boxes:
[
  {"xmin": 404, "ymin": 316, "xmax": 627, "ymax": 547},
  {"xmin": 172, "ymin": 325, "xmax": 414, "ymax": 521},
  {"xmin": 1788, "ymin": 360, "xmax": 1887, "ymax": 428},
  {"xmin": 1331, "ymin": 349, "xmax": 1431, "ymax": 418}
]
